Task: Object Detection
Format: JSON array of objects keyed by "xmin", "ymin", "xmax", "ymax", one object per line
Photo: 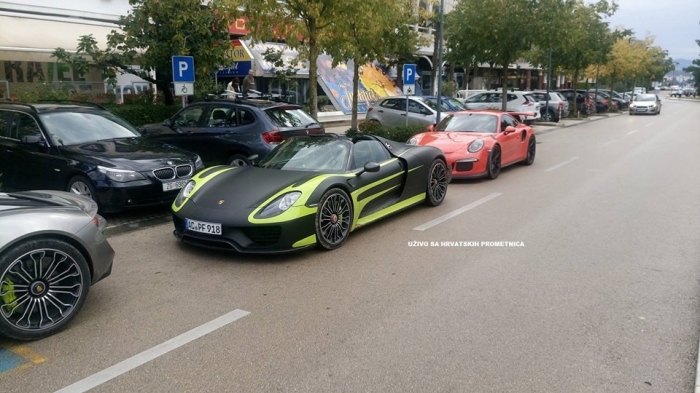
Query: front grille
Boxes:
[
  {"xmin": 455, "ymin": 162, "xmax": 474, "ymax": 172},
  {"xmin": 243, "ymin": 226, "xmax": 282, "ymax": 247},
  {"xmin": 153, "ymin": 167, "xmax": 176, "ymax": 180},
  {"xmin": 176, "ymin": 165, "xmax": 193, "ymax": 178}
]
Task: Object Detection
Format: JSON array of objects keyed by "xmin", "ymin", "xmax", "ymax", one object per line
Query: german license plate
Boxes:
[
  {"xmin": 163, "ymin": 179, "xmax": 188, "ymax": 192},
  {"xmin": 185, "ymin": 219, "xmax": 222, "ymax": 235}
]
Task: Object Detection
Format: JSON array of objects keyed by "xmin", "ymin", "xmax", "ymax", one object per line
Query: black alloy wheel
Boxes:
[
  {"xmin": 426, "ymin": 159, "xmax": 448, "ymax": 206},
  {"xmin": 487, "ymin": 145, "xmax": 502, "ymax": 180}
]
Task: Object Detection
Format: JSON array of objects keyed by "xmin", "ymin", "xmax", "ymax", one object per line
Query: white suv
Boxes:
[{"xmin": 463, "ymin": 90, "xmax": 542, "ymax": 124}]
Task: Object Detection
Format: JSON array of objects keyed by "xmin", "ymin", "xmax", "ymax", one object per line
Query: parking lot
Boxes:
[{"xmin": 1, "ymin": 98, "xmax": 699, "ymax": 392}]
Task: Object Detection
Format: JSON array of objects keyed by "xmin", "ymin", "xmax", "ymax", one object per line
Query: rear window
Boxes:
[
  {"xmin": 524, "ymin": 94, "xmax": 537, "ymax": 102},
  {"xmin": 264, "ymin": 107, "xmax": 317, "ymax": 128}
]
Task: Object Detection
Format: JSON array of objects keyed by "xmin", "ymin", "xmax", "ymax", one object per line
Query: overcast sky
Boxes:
[{"xmin": 604, "ymin": 0, "xmax": 699, "ymax": 60}]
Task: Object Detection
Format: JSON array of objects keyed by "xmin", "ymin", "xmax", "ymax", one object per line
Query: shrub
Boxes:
[
  {"xmin": 105, "ymin": 104, "xmax": 181, "ymax": 126},
  {"xmin": 346, "ymin": 121, "xmax": 428, "ymax": 143}
]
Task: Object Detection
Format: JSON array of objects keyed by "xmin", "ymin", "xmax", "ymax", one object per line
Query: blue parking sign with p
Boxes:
[
  {"xmin": 172, "ymin": 56, "xmax": 195, "ymax": 82},
  {"xmin": 403, "ymin": 64, "xmax": 416, "ymax": 85}
]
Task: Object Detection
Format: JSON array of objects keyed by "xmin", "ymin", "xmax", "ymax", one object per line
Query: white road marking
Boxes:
[
  {"xmin": 627, "ymin": 129, "xmax": 638, "ymax": 135},
  {"xmin": 545, "ymin": 157, "xmax": 579, "ymax": 172},
  {"xmin": 53, "ymin": 309, "xmax": 250, "ymax": 393},
  {"xmin": 602, "ymin": 140, "xmax": 617, "ymax": 147},
  {"xmin": 413, "ymin": 193, "xmax": 502, "ymax": 231}
]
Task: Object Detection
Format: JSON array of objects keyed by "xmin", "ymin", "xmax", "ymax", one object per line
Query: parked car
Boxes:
[
  {"xmin": 0, "ymin": 102, "xmax": 204, "ymax": 213},
  {"xmin": 0, "ymin": 190, "xmax": 114, "ymax": 340},
  {"xmin": 629, "ymin": 94, "xmax": 662, "ymax": 115},
  {"xmin": 422, "ymin": 95, "xmax": 468, "ymax": 112},
  {"xmin": 586, "ymin": 92, "xmax": 609, "ymax": 112},
  {"xmin": 589, "ymin": 90, "xmax": 629, "ymax": 109},
  {"xmin": 462, "ymin": 90, "xmax": 541, "ymax": 124},
  {"xmin": 365, "ymin": 96, "xmax": 452, "ymax": 128},
  {"xmin": 531, "ymin": 91, "xmax": 570, "ymax": 122},
  {"xmin": 171, "ymin": 134, "xmax": 448, "ymax": 253},
  {"xmin": 455, "ymin": 90, "xmax": 487, "ymax": 103},
  {"xmin": 407, "ymin": 110, "xmax": 536, "ymax": 180},
  {"xmin": 142, "ymin": 99, "xmax": 324, "ymax": 167}
]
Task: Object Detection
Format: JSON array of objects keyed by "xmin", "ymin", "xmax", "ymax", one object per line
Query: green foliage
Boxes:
[
  {"xmin": 442, "ymin": 81, "xmax": 457, "ymax": 97},
  {"xmin": 261, "ymin": 47, "xmax": 299, "ymax": 99},
  {"xmin": 683, "ymin": 28, "xmax": 700, "ymax": 85},
  {"xmin": 53, "ymin": 0, "xmax": 238, "ymax": 105},
  {"xmin": 347, "ymin": 121, "xmax": 427, "ymax": 143},
  {"xmin": 105, "ymin": 104, "xmax": 181, "ymax": 127}
]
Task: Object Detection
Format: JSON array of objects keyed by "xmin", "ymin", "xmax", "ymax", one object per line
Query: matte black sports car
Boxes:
[{"xmin": 171, "ymin": 134, "xmax": 449, "ymax": 253}]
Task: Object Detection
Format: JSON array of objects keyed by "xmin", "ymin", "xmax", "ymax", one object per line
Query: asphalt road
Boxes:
[{"xmin": 2, "ymin": 98, "xmax": 699, "ymax": 392}]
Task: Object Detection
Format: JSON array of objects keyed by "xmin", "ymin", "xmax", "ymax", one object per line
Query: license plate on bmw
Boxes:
[
  {"xmin": 163, "ymin": 179, "xmax": 188, "ymax": 192},
  {"xmin": 185, "ymin": 219, "xmax": 222, "ymax": 235}
]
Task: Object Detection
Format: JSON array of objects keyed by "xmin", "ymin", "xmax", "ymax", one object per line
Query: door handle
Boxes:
[
  {"xmin": 400, "ymin": 114, "xmax": 406, "ymax": 116},
  {"xmin": 378, "ymin": 110, "xmax": 384, "ymax": 113}
]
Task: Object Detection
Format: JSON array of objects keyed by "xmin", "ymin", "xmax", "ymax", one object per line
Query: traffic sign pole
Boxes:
[{"xmin": 403, "ymin": 64, "xmax": 417, "ymax": 127}]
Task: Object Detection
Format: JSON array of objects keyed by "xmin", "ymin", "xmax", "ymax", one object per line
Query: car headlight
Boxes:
[
  {"xmin": 98, "ymin": 166, "xmax": 146, "ymax": 182},
  {"xmin": 194, "ymin": 156, "xmax": 205, "ymax": 171},
  {"xmin": 407, "ymin": 137, "xmax": 418, "ymax": 145},
  {"xmin": 258, "ymin": 192, "xmax": 301, "ymax": 218},
  {"xmin": 174, "ymin": 180, "xmax": 196, "ymax": 206},
  {"xmin": 650, "ymin": 104, "xmax": 655, "ymax": 107},
  {"xmin": 468, "ymin": 139, "xmax": 484, "ymax": 153}
]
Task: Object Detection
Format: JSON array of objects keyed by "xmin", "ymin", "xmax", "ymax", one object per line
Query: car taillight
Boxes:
[
  {"xmin": 262, "ymin": 130, "xmax": 283, "ymax": 143},
  {"xmin": 523, "ymin": 100, "xmax": 534, "ymax": 106},
  {"xmin": 367, "ymin": 107, "xmax": 374, "ymax": 112},
  {"xmin": 558, "ymin": 102, "xmax": 563, "ymax": 109}
]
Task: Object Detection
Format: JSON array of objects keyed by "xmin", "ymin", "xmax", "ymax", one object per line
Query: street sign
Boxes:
[
  {"xmin": 172, "ymin": 56, "xmax": 195, "ymax": 83},
  {"xmin": 403, "ymin": 84, "xmax": 415, "ymax": 95},
  {"xmin": 403, "ymin": 64, "xmax": 416, "ymax": 85},
  {"xmin": 174, "ymin": 83, "xmax": 194, "ymax": 97}
]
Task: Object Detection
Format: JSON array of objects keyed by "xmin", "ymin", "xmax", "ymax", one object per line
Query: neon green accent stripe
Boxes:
[
  {"xmin": 293, "ymin": 234, "xmax": 317, "ymax": 248},
  {"xmin": 172, "ymin": 166, "xmax": 236, "ymax": 212},
  {"xmin": 355, "ymin": 193, "xmax": 425, "ymax": 227},
  {"xmin": 408, "ymin": 165, "xmax": 423, "ymax": 172},
  {"xmin": 350, "ymin": 185, "xmax": 399, "ymax": 230}
]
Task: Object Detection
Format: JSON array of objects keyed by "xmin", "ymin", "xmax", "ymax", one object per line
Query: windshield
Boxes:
[
  {"xmin": 435, "ymin": 113, "xmax": 498, "ymax": 133},
  {"xmin": 635, "ymin": 94, "xmax": 656, "ymax": 101},
  {"xmin": 258, "ymin": 137, "xmax": 351, "ymax": 172},
  {"xmin": 446, "ymin": 98, "xmax": 467, "ymax": 110},
  {"xmin": 424, "ymin": 98, "xmax": 451, "ymax": 111},
  {"xmin": 40, "ymin": 110, "xmax": 141, "ymax": 146},
  {"xmin": 264, "ymin": 107, "xmax": 317, "ymax": 128}
]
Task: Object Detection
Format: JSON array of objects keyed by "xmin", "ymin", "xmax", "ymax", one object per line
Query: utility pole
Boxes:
[
  {"xmin": 435, "ymin": 0, "xmax": 445, "ymax": 124},
  {"xmin": 594, "ymin": 62, "xmax": 600, "ymax": 111}
]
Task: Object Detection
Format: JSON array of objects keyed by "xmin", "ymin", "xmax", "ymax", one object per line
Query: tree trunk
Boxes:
[
  {"xmin": 352, "ymin": 60, "xmax": 360, "ymax": 130},
  {"xmin": 448, "ymin": 63, "xmax": 455, "ymax": 87},
  {"xmin": 464, "ymin": 65, "xmax": 471, "ymax": 89},
  {"xmin": 501, "ymin": 63, "xmax": 509, "ymax": 111},
  {"xmin": 397, "ymin": 63, "xmax": 404, "ymax": 89},
  {"xmin": 157, "ymin": 80, "xmax": 175, "ymax": 105},
  {"xmin": 572, "ymin": 69, "xmax": 580, "ymax": 118},
  {"xmin": 308, "ymin": 19, "xmax": 319, "ymax": 120}
]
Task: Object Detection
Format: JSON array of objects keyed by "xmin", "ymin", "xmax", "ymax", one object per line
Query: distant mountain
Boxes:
[{"xmin": 674, "ymin": 59, "xmax": 694, "ymax": 71}]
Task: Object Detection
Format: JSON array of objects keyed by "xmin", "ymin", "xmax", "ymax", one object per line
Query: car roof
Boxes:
[
  {"xmin": 196, "ymin": 98, "xmax": 302, "ymax": 109},
  {"xmin": 0, "ymin": 102, "xmax": 107, "ymax": 113}
]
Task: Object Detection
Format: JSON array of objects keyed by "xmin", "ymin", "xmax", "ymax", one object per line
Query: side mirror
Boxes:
[
  {"xmin": 163, "ymin": 118, "xmax": 173, "ymax": 127},
  {"xmin": 503, "ymin": 126, "xmax": 517, "ymax": 134},
  {"xmin": 356, "ymin": 162, "xmax": 380, "ymax": 176},
  {"xmin": 21, "ymin": 135, "xmax": 44, "ymax": 145},
  {"xmin": 427, "ymin": 124, "xmax": 435, "ymax": 132}
]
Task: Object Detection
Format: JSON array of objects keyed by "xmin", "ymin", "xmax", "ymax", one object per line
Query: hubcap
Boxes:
[
  {"xmin": 429, "ymin": 162, "xmax": 447, "ymax": 202},
  {"xmin": 320, "ymin": 194, "xmax": 350, "ymax": 245},
  {"xmin": 230, "ymin": 158, "xmax": 247, "ymax": 167},
  {"xmin": 0, "ymin": 249, "xmax": 83, "ymax": 332},
  {"xmin": 70, "ymin": 181, "xmax": 92, "ymax": 198}
]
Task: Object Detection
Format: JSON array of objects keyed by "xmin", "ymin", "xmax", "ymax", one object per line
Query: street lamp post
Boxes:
[
  {"xmin": 435, "ymin": 0, "xmax": 445, "ymax": 125},
  {"xmin": 544, "ymin": 47, "xmax": 552, "ymax": 121}
]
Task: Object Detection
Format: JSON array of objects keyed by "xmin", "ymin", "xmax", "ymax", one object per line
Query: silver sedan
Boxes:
[{"xmin": 0, "ymin": 191, "xmax": 114, "ymax": 340}]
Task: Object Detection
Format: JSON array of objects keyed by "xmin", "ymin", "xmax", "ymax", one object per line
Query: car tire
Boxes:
[
  {"xmin": 487, "ymin": 145, "xmax": 501, "ymax": 180},
  {"xmin": 315, "ymin": 188, "xmax": 353, "ymax": 251},
  {"xmin": 523, "ymin": 136, "xmax": 536, "ymax": 166},
  {"xmin": 67, "ymin": 175, "xmax": 98, "ymax": 204},
  {"xmin": 0, "ymin": 238, "xmax": 91, "ymax": 340},
  {"xmin": 425, "ymin": 159, "xmax": 448, "ymax": 206},
  {"xmin": 226, "ymin": 154, "xmax": 249, "ymax": 167},
  {"xmin": 542, "ymin": 109, "xmax": 558, "ymax": 122}
]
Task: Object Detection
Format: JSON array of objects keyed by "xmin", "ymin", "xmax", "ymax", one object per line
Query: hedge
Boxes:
[
  {"xmin": 345, "ymin": 121, "xmax": 429, "ymax": 143},
  {"xmin": 105, "ymin": 104, "xmax": 181, "ymax": 127}
]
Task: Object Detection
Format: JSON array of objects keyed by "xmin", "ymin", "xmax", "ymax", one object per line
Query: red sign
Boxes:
[{"xmin": 229, "ymin": 17, "xmax": 250, "ymax": 35}]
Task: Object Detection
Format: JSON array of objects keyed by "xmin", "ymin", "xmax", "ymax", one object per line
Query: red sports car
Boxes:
[{"xmin": 407, "ymin": 110, "xmax": 536, "ymax": 180}]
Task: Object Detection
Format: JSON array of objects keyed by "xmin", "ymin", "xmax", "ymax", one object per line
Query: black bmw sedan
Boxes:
[{"xmin": 0, "ymin": 102, "xmax": 204, "ymax": 213}]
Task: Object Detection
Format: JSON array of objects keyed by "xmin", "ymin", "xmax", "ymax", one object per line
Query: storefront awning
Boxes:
[
  {"xmin": 0, "ymin": 14, "xmax": 116, "ymax": 54},
  {"xmin": 247, "ymin": 42, "xmax": 309, "ymax": 76}
]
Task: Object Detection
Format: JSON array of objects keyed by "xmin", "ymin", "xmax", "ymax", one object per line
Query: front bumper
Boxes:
[
  {"xmin": 76, "ymin": 215, "xmax": 115, "ymax": 284},
  {"xmin": 95, "ymin": 180, "xmax": 186, "ymax": 213},
  {"xmin": 172, "ymin": 206, "xmax": 318, "ymax": 254},
  {"xmin": 629, "ymin": 106, "xmax": 656, "ymax": 114},
  {"xmin": 447, "ymin": 154, "xmax": 489, "ymax": 180}
]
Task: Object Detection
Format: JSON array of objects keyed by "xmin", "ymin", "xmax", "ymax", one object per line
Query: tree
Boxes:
[
  {"xmin": 53, "ymin": 0, "xmax": 237, "ymax": 105},
  {"xmin": 446, "ymin": 0, "xmax": 542, "ymax": 111},
  {"xmin": 324, "ymin": 0, "xmax": 419, "ymax": 129},
  {"xmin": 238, "ymin": 0, "xmax": 349, "ymax": 120},
  {"xmin": 261, "ymin": 48, "xmax": 299, "ymax": 101},
  {"xmin": 683, "ymin": 23, "xmax": 700, "ymax": 90}
]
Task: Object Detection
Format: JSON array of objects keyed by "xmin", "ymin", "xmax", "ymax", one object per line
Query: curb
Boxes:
[{"xmin": 534, "ymin": 113, "xmax": 622, "ymax": 136}]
